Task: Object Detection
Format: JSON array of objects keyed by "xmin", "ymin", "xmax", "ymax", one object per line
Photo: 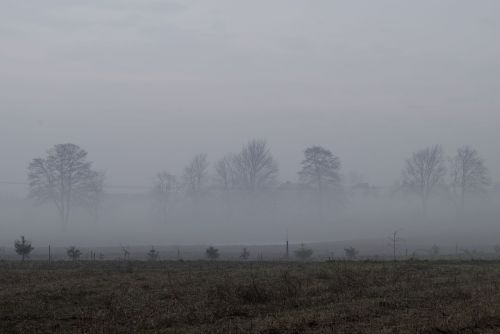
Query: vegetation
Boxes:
[
  {"xmin": 14, "ymin": 236, "xmax": 34, "ymax": 262},
  {"xmin": 28, "ymin": 143, "xmax": 104, "ymax": 227},
  {"xmin": 1, "ymin": 260, "xmax": 500, "ymax": 333},
  {"xmin": 206, "ymin": 246, "xmax": 220, "ymax": 260},
  {"xmin": 66, "ymin": 246, "xmax": 82, "ymax": 261},
  {"xmin": 147, "ymin": 246, "xmax": 159, "ymax": 261}
]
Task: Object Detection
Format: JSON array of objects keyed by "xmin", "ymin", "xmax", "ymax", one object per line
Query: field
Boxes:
[{"xmin": 2, "ymin": 260, "xmax": 500, "ymax": 333}]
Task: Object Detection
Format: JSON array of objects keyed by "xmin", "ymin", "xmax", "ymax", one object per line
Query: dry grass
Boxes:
[{"xmin": 1, "ymin": 260, "xmax": 500, "ymax": 333}]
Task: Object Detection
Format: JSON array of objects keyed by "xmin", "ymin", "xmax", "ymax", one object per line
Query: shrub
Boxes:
[
  {"xmin": 67, "ymin": 246, "xmax": 82, "ymax": 261},
  {"xmin": 206, "ymin": 246, "xmax": 219, "ymax": 260}
]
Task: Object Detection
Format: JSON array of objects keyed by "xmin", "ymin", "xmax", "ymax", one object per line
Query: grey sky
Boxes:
[{"xmin": 1, "ymin": 0, "xmax": 500, "ymax": 192}]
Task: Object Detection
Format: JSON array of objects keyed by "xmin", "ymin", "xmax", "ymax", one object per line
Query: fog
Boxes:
[{"xmin": 1, "ymin": 1, "xmax": 500, "ymax": 253}]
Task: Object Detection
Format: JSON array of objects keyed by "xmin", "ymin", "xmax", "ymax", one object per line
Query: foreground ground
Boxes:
[{"xmin": 1, "ymin": 260, "xmax": 500, "ymax": 333}]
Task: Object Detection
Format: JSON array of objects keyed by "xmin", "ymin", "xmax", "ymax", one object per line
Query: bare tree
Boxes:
[
  {"xmin": 450, "ymin": 146, "xmax": 490, "ymax": 209},
  {"xmin": 402, "ymin": 145, "xmax": 446, "ymax": 213},
  {"xmin": 214, "ymin": 155, "xmax": 235, "ymax": 191},
  {"xmin": 14, "ymin": 236, "xmax": 34, "ymax": 262},
  {"xmin": 299, "ymin": 146, "xmax": 341, "ymax": 193},
  {"xmin": 183, "ymin": 153, "xmax": 209, "ymax": 199},
  {"xmin": 232, "ymin": 140, "xmax": 278, "ymax": 192},
  {"xmin": 28, "ymin": 143, "xmax": 104, "ymax": 227},
  {"xmin": 83, "ymin": 171, "xmax": 106, "ymax": 222},
  {"xmin": 152, "ymin": 172, "xmax": 181, "ymax": 223}
]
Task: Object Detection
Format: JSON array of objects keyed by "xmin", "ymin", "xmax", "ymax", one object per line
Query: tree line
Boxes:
[{"xmin": 26, "ymin": 141, "xmax": 492, "ymax": 227}]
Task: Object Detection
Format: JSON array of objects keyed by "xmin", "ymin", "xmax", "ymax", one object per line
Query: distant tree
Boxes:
[
  {"xmin": 402, "ymin": 145, "xmax": 446, "ymax": 213},
  {"xmin": 205, "ymin": 246, "xmax": 220, "ymax": 260},
  {"xmin": 152, "ymin": 172, "xmax": 181, "ymax": 223},
  {"xmin": 240, "ymin": 247, "xmax": 250, "ymax": 260},
  {"xmin": 450, "ymin": 146, "xmax": 490, "ymax": 210},
  {"xmin": 294, "ymin": 244, "xmax": 313, "ymax": 260},
  {"xmin": 28, "ymin": 143, "xmax": 104, "ymax": 227},
  {"xmin": 183, "ymin": 154, "xmax": 209, "ymax": 199},
  {"xmin": 84, "ymin": 171, "xmax": 106, "ymax": 222},
  {"xmin": 232, "ymin": 140, "xmax": 278, "ymax": 192},
  {"xmin": 299, "ymin": 146, "xmax": 341, "ymax": 194},
  {"xmin": 429, "ymin": 244, "xmax": 440, "ymax": 257},
  {"xmin": 66, "ymin": 246, "xmax": 82, "ymax": 261},
  {"xmin": 214, "ymin": 155, "xmax": 235, "ymax": 191},
  {"xmin": 147, "ymin": 247, "xmax": 159, "ymax": 261},
  {"xmin": 344, "ymin": 247, "xmax": 359, "ymax": 259},
  {"xmin": 14, "ymin": 236, "xmax": 34, "ymax": 262}
]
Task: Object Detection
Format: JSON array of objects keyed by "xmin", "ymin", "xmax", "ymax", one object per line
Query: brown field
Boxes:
[{"xmin": 1, "ymin": 260, "xmax": 500, "ymax": 333}]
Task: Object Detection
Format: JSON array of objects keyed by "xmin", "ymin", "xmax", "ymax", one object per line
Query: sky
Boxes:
[{"xmin": 1, "ymin": 0, "xmax": 500, "ymax": 194}]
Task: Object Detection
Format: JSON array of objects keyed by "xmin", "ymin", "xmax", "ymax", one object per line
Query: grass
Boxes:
[{"xmin": 1, "ymin": 260, "xmax": 500, "ymax": 333}]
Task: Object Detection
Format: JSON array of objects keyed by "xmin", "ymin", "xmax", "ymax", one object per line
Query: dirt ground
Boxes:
[{"xmin": 1, "ymin": 260, "xmax": 500, "ymax": 333}]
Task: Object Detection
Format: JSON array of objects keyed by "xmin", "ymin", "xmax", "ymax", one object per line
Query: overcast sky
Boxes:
[{"xmin": 1, "ymin": 0, "xmax": 500, "ymax": 193}]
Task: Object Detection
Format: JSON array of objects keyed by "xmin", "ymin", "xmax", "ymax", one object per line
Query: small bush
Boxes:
[
  {"xmin": 206, "ymin": 246, "xmax": 219, "ymax": 260},
  {"xmin": 67, "ymin": 246, "xmax": 82, "ymax": 261}
]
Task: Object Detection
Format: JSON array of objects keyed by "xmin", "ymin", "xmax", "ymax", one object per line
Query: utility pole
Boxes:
[{"xmin": 48, "ymin": 245, "xmax": 51, "ymax": 264}]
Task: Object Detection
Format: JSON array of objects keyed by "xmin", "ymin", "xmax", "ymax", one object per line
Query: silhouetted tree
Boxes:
[
  {"xmin": 67, "ymin": 246, "xmax": 82, "ymax": 261},
  {"xmin": 214, "ymin": 155, "xmax": 235, "ymax": 191},
  {"xmin": 84, "ymin": 171, "xmax": 106, "ymax": 222},
  {"xmin": 28, "ymin": 143, "xmax": 104, "ymax": 227},
  {"xmin": 183, "ymin": 153, "xmax": 209, "ymax": 199},
  {"xmin": 450, "ymin": 146, "xmax": 490, "ymax": 209},
  {"xmin": 294, "ymin": 244, "xmax": 313, "ymax": 260},
  {"xmin": 402, "ymin": 145, "xmax": 446, "ymax": 213},
  {"xmin": 299, "ymin": 146, "xmax": 341, "ymax": 193},
  {"xmin": 232, "ymin": 140, "xmax": 278, "ymax": 192},
  {"xmin": 14, "ymin": 236, "xmax": 34, "ymax": 262},
  {"xmin": 205, "ymin": 246, "xmax": 219, "ymax": 260},
  {"xmin": 147, "ymin": 247, "xmax": 159, "ymax": 261},
  {"xmin": 240, "ymin": 247, "xmax": 250, "ymax": 260},
  {"xmin": 152, "ymin": 172, "xmax": 181, "ymax": 223}
]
